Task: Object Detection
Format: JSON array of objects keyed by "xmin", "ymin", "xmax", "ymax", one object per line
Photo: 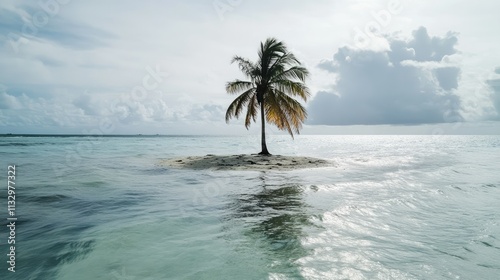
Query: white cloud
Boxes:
[
  {"xmin": 400, "ymin": 54, "xmax": 461, "ymax": 70},
  {"xmin": 0, "ymin": 90, "xmax": 21, "ymax": 109},
  {"xmin": 310, "ymin": 27, "xmax": 463, "ymax": 125},
  {"xmin": 0, "ymin": 85, "xmax": 228, "ymax": 134}
]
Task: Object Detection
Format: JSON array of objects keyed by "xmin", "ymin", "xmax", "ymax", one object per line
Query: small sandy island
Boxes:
[{"xmin": 160, "ymin": 154, "xmax": 332, "ymax": 171}]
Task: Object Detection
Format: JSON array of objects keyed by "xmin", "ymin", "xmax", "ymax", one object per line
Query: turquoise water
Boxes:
[{"xmin": 0, "ymin": 135, "xmax": 499, "ymax": 279}]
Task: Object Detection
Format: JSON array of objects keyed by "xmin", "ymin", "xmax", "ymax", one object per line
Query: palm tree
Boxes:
[{"xmin": 225, "ymin": 38, "xmax": 310, "ymax": 155}]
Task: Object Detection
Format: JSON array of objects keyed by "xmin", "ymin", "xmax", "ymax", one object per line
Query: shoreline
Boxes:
[{"xmin": 160, "ymin": 154, "xmax": 332, "ymax": 171}]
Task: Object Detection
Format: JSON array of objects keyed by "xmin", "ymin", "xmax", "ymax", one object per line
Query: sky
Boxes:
[{"xmin": 1, "ymin": 0, "xmax": 500, "ymax": 135}]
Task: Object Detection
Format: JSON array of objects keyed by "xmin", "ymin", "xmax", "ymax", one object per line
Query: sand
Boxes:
[{"xmin": 160, "ymin": 154, "xmax": 332, "ymax": 171}]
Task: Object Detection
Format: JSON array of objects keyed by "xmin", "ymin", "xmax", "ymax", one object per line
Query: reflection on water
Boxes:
[{"xmin": 225, "ymin": 173, "xmax": 314, "ymax": 278}]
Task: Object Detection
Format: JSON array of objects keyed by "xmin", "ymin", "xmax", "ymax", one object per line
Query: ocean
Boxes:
[{"xmin": 0, "ymin": 135, "xmax": 499, "ymax": 279}]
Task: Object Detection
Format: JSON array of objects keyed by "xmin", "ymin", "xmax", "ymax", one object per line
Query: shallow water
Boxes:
[{"xmin": 0, "ymin": 135, "xmax": 499, "ymax": 279}]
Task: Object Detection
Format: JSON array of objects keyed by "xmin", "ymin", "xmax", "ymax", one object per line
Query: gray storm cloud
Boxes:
[{"xmin": 308, "ymin": 27, "xmax": 464, "ymax": 125}]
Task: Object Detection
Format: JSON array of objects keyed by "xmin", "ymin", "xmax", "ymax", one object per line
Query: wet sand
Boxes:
[{"xmin": 160, "ymin": 154, "xmax": 332, "ymax": 171}]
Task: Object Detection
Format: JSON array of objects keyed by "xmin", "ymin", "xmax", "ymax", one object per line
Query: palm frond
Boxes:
[
  {"xmin": 225, "ymin": 89, "xmax": 255, "ymax": 122},
  {"xmin": 264, "ymin": 90, "xmax": 294, "ymax": 136},
  {"xmin": 231, "ymin": 56, "xmax": 256, "ymax": 78},
  {"xmin": 226, "ymin": 80, "xmax": 254, "ymax": 95},
  {"xmin": 271, "ymin": 66, "xmax": 309, "ymax": 83},
  {"xmin": 265, "ymin": 89, "xmax": 308, "ymax": 137},
  {"xmin": 268, "ymin": 52, "xmax": 300, "ymax": 77},
  {"xmin": 272, "ymin": 80, "xmax": 310, "ymax": 101},
  {"xmin": 259, "ymin": 38, "xmax": 287, "ymax": 79}
]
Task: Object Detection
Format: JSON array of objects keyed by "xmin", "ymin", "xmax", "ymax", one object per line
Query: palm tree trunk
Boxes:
[{"xmin": 259, "ymin": 100, "xmax": 270, "ymax": 155}]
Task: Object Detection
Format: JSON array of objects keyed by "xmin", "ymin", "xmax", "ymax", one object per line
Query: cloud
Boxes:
[
  {"xmin": 0, "ymin": 89, "xmax": 91, "ymax": 130},
  {"xmin": 407, "ymin": 28, "xmax": 458, "ymax": 62},
  {"xmin": 186, "ymin": 104, "xmax": 225, "ymax": 122},
  {"xmin": 309, "ymin": 27, "xmax": 463, "ymax": 125},
  {"xmin": 434, "ymin": 67, "xmax": 460, "ymax": 91},
  {"xmin": 0, "ymin": 2, "xmax": 115, "ymax": 51},
  {"xmin": 0, "ymin": 85, "xmax": 227, "ymax": 134},
  {"xmin": 0, "ymin": 87, "xmax": 22, "ymax": 109}
]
